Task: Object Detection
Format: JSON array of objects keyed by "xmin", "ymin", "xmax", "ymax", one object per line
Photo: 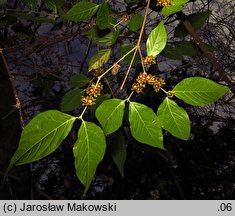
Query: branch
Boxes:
[
  {"xmin": 120, "ymin": 0, "xmax": 151, "ymax": 90},
  {"xmin": 177, "ymin": 12, "xmax": 235, "ymax": 95}
]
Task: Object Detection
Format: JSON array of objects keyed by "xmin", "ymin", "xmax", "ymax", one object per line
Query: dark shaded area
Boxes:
[{"xmin": 0, "ymin": 52, "xmax": 31, "ymax": 199}]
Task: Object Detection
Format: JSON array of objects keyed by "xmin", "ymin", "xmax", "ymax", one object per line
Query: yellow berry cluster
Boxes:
[
  {"xmin": 157, "ymin": 0, "xmax": 172, "ymax": 7},
  {"xmin": 143, "ymin": 55, "xmax": 155, "ymax": 65},
  {"xmin": 81, "ymin": 83, "xmax": 103, "ymax": 106},
  {"xmin": 123, "ymin": 14, "xmax": 129, "ymax": 22},
  {"xmin": 132, "ymin": 72, "xmax": 165, "ymax": 93}
]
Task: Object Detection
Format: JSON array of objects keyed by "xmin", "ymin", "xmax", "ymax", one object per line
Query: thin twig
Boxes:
[
  {"xmin": 119, "ymin": 0, "xmax": 151, "ymax": 90},
  {"xmin": 0, "ymin": 49, "xmax": 24, "ymax": 128}
]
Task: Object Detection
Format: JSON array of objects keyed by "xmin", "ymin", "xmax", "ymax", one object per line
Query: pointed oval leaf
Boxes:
[
  {"xmin": 157, "ymin": 98, "xmax": 190, "ymax": 140},
  {"xmin": 9, "ymin": 111, "xmax": 76, "ymax": 169},
  {"xmin": 146, "ymin": 21, "xmax": 167, "ymax": 57},
  {"xmin": 73, "ymin": 121, "xmax": 106, "ymax": 193},
  {"xmin": 90, "ymin": 94, "xmax": 111, "ymax": 119},
  {"xmin": 173, "ymin": 0, "xmax": 190, "ymax": 5},
  {"xmin": 129, "ymin": 102, "xmax": 164, "ymax": 149},
  {"xmin": 162, "ymin": 5, "xmax": 183, "ymax": 15},
  {"xmin": 88, "ymin": 49, "xmax": 111, "ymax": 72},
  {"xmin": 109, "ymin": 131, "xmax": 127, "ymax": 178},
  {"xmin": 96, "ymin": 2, "xmax": 116, "ymax": 30},
  {"xmin": 68, "ymin": 74, "xmax": 88, "ymax": 89},
  {"xmin": 173, "ymin": 77, "xmax": 229, "ymax": 106},
  {"xmin": 86, "ymin": 28, "xmax": 121, "ymax": 46},
  {"xmin": 63, "ymin": 2, "xmax": 99, "ymax": 22},
  {"xmin": 128, "ymin": 14, "xmax": 144, "ymax": 31},
  {"xmin": 96, "ymin": 99, "xmax": 125, "ymax": 135},
  {"xmin": 61, "ymin": 88, "xmax": 83, "ymax": 112}
]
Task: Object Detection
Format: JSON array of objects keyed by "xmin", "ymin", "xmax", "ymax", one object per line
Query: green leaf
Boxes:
[
  {"xmin": 161, "ymin": 45, "xmax": 184, "ymax": 60},
  {"xmin": 119, "ymin": 44, "xmax": 139, "ymax": 65},
  {"xmin": 73, "ymin": 121, "xmax": 106, "ymax": 193},
  {"xmin": 175, "ymin": 11, "xmax": 212, "ymax": 37},
  {"xmin": 5, "ymin": 11, "xmax": 55, "ymax": 23},
  {"xmin": 90, "ymin": 94, "xmax": 111, "ymax": 119},
  {"xmin": 85, "ymin": 28, "xmax": 121, "ymax": 46},
  {"xmin": 0, "ymin": 0, "xmax": 7, "ymax": 6},
  {"xmin": 146, "ymin": 21, "xmax": 167, "ymax": 57},
  {"xmin": 162, "ymin": 5, "xmax": 183, "ymax": 15},
  {"xmin": 125, "ymin": 0, "xmax": 141, "ymax": 4},
  {"xmin": 157, "ymin": 98, "xmax": 190, "ymax": 140},
  {"xmin": 96, "ymin": 2, "xmax": 116, "ymax": 30},
  {"xmin": 174, "ymin": 41, "xmax": 198, "ymax": 56},
  {"xmin": 44, "ymin": 0, "xmax": 64, "ymax": 15},
  {"xmin": 109, "ymin": 131, "xmax": 127, "ymax": 177},
  {"xmin": 173, "ymin": 0, "xmax": 190, "ymax": 5},
  {"xmin": 63, "ymin": 2, "xmax": 99, "ymax": 22},
  {"xmin": 128, "ymin": 14, "xmax": 144, "ymax": 31},
  {"xmin": 96, "ymin": 99, "xmax": 125, "ymax": 135},
  {"xmin": 129, "ymin": 102, "xmax": 164, "ymax": 149},
  {"xmin": 61, "ymin": 88, "xmax": 83, "ymax": 112},
  {"xmin": 88, "ymin": 49, "xmax": 111, "ymax": 72},
  {"xmin": 9, "ymin": 111, "xmax": 76, "ymax": 169},
  {"xmin": 173, "ymin": 77, "xmax": 229, "ymax": 106},
  {"xmin": 23, "ymin": 0, "xmax": 37, "ymax": 9},
  {"xmin": 68, "ymin": 74, "xmax": 88, "ymax": 89}
]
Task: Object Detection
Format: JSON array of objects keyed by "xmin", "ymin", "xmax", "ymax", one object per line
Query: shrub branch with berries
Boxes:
[{"xmin": 8, "ymin": 0, "xmax": 230, "ymax": 194}]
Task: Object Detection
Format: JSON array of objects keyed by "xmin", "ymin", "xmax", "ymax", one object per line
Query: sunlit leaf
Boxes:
[
  {"xmin": 88, "ymin": 49, "xmax": 111, "ymax": 72},
  {"xmin": 96, "ymin": 99, "xmax": 125, "ymax": 135},
  {"xmin": 173, "ymin": 77, "xmax": 229, "ymax": 106},
  {"xmin": 63, "ymin": 2, "xmax": 99, "ymax": 22},
  {"xmin": 90, "ymin": 94, "xmax": 111, "ymax": 119},
  {"xmin": 162, "ymin": 5, "xmax": 183, "ymax": 15},
  {"xmin": 9, "ymin": 111, "xmax": 76, "ymax": 169},
  {"xmin": 146, "ymin": 21, "xmax": 167, "ymax": 57},
  {"xmin": 173, "ymin": 0, "xmax": 190, "ymax": 5},
  {"xmin": 157, "ymin": 98, "xmax": 190, "ymax": 140},
  {"xmin": 129, "ymin": 102, "xmax": 164, "ymax": 149},
  {"xmin": 73, "ymin": 121, "xmax": 106, "ymax": 193}
]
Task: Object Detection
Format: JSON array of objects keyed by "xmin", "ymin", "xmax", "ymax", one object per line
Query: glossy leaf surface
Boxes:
[
  {"xmin": 73, "ymin": 121, "xmax": 106, "ymax": 193},
  {"xmin": 173, "ymin": 77, "xmax": 229, "ymax": 106},
  {"xmin": 146, "ymin": 21, "xmax": 167, "ymax": 57},
  {"xmin": 129, "ymin": 102, "xmax": 164, "ymax": 149},
  {"xmin": 63, "ymin": 2, "xmax": 99, "ymax": 22},
  {"xmin": 96, "ymin": 99, "xmax": 125, "ymax": 135},
  {"xmin": 9, "ymin": 111, "xmax": 76, "ymax": 168},
  {"xmin": 88, "ymin": 49, "xmax": 111, "ymax": 72},
  {"xmin": 157, "ymin": 98, "xmax": 190, "ymax": 140}
]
